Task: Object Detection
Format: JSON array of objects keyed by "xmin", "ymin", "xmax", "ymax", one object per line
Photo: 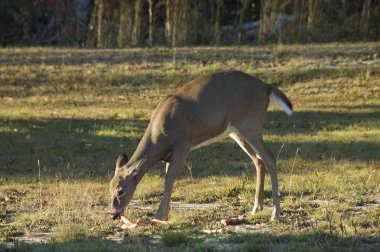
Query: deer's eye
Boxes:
[{"xmin": 117, "ymin": 187, "xmax": 125, "ymax": 196}]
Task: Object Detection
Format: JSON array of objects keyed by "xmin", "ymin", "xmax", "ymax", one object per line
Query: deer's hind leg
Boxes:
[
  {"xmin": 232, "ymin": 124, "xmax": 281, "ymax": 221},
  {"xmin": 229, "ymin": 132, "xmax": 266, "ymax": 214}
]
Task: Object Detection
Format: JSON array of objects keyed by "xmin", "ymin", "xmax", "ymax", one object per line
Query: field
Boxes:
[{"xmin": 0, "ymin": 43, "xmax": 379, "ymax": 251}]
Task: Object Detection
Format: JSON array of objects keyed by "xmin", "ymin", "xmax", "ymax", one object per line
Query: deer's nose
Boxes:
[{"xmin": 112, "ymin": 212, "xmax": 121, "ymax": 220}]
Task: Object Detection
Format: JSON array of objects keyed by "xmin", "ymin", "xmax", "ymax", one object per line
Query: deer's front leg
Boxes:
[{"xmin": 155, "ymin": 147, "xmax": 188, "ymax": 221}]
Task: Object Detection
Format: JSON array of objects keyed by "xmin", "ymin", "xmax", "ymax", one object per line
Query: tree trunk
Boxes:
[
  {"xmin": 172, "ymin": 0, "xmax": 178, "ymax": 46},
  {"xmin": 259, "ymin": 0, "xmax": 279, "ymax": 43},
  {"xmin": 165, "ymin": 0, "xmax": 173, "ymax": 44},
  {"xmin": 96, "ymin": 0, "xmax": 103, "ymax": 48},
  {"xmin": 214, "ymin": 0, "xmax": 223, "ymax": 45},
  {"xmin": 117, "ymin": 0, "xmax": 127, "ymax": 47},
  {"xmin": 292, "ymin": 0, "xmax": 307, "ymax": 42},
  {"xmin": 237, "ymin": 0, "xmax": 250, "ymax": 44},
  {"xmin": 166, "ymin": 0, "xmax": 190, "ymax": 46},
  {"xmin": 148, "ymin": 0, "xmax": 153, "ymax": 45},
  {"xmin": 117, "ymin": 0, "xmax": 134, "ymax": 47},
  {"xmin": 176, "ymin": 0, "xmax": 190, "ymax": 46},
  {"xmin": 131, "ymin": 0, "xmax": 142, "ymax": 45},
  {"xmin": 360, "ymin": 0, "xmax": 371, "ymax": 39},
  {"xmin": 307, "ymin": 0, "xmax": 322, "ymax": 34},
  {"xmin": 85, "ymin": 1, "xmax": 97, "ymax": 47}
]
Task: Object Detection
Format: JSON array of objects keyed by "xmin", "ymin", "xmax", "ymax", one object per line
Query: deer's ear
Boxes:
[{"xmin": 116, "ymin": 154, "xmax": 129, "ymax": 169}]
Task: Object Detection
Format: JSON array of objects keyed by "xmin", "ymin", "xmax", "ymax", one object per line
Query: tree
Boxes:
[
  {"xmin": 214, "ymin": 0, "xmax": 223, "ymax": 45},
  {"xmin": 148, "ymin": 0, "xmax": 154, "ymax": 45},
  {"xmin": 307, "ymin": 0, "xmax": 322, "ymax": 35},
  {"xmin": 131, "ymin": 0, "xmax": 142, "ymax": 45},
  {"xmin": 237, "ymin": 0, "xmax": 250, "ymax": 44},
  {"xmin": 117, "ymin": 0, "xmax": 133, "ymax": 47},
  {"xmin": 360, "ymin": 0, "xmax": 371, "ymax": 39},
  {"xmin": 96, "ymin": 0, "xmax": 104, "ymax": 48},
  {"xmin": 259, "ymin": 0, "xmax": 279, "ymax": 43},
  {"xmin": 292, "ymin": 0, "xmax": 307, "ymax": 42},
  {"xmin": 86, "ymin": 0, "xmax": 104, "ymax": 47},
  {"xmin": 165, "ymin": 0, "xmax": 191, "ymax": 46},
  {"xmin": 165, "ymin": 0, "xmax": 173, "ymax": 44}
]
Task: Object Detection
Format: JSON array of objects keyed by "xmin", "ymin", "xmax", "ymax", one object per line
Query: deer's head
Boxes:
[{"xmin": 109, "ymin": 154, "xmax": 140, "ymax": 219}]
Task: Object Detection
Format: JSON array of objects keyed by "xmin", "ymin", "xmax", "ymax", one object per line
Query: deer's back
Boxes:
[{"xmin": 150, "ymin": 71, "xmax": 270, "ymax": 147}]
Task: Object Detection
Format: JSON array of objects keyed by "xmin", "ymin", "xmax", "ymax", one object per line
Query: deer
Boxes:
[{"xmin": 110, "ymin": 71, "xmax": 293, "ymax": 228}]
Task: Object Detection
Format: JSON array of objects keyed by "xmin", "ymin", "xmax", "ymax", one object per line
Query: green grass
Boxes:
[{"xmin": 0, "ymin": 43, "xmax": 379, "ymax": 251}]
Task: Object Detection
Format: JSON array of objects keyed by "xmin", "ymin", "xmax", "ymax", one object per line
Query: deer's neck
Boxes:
[{"xmin": 127, "ymin": 130, "xmax": 165, "ymax": 177}]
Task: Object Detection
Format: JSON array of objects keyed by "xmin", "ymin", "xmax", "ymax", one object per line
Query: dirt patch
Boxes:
[
  {"xmin": 0, "ymin": 189, "xmax": 28, "ymax": 205},
  {"xmin": 227, "ymin": 222, "xmax": 270, "ymax": 232},
  {"xmin": 12, "ymin": 232, "xmax": 51, "ymax": 243},
  {"xmin": 3, "ymin": 200, "xmax": 219, "ymax": 247},
  {"xmin": 0, "ymin": 189, "xmax": 28, "ymax": 224},
  {"xmin": 127, "ymin": 200, "xmax": 218, "ymax": 211},
  {"xmin": 352, "ymin": 199, "xmax": 380, "ymax": 210},
  {"xmin": 300, "ymin": 196, "xmax": 380, "ymax": 210}
]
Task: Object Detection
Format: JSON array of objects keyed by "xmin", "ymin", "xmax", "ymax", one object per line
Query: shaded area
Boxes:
[
  {"xmin": 267, "ymin": 65, "xmax": 380, "ymax": 85},
  {"xmin": 0, "ymin": 48, "xmax": 174, "ymax": 66},
  {"xmin": 0, "ymin": 109, "xmax": 378, "ymax": 180},
  {"xmin": 1, "ymin": 45, "xmax": 380, "ymax": 66},
  {"xmin": 0, "ymin": 118, "xmax": 148, "ymax": 180},
  {"xmin": 1, "ymin": 62, "xmax": 378, "ymax": 99},
  {"xmin": 2, "ymin": 231, "xmax": 380, "ymax": 251},
  {"xmin": 0, "ymin": 71, "xmax": 195, "ymax": 98},
  {"xmin": 189, "ymin": 140, "xmax": 379, "ymax": 177},
  {"xmin": 264, "ymin": 110, "xmax": 380, "ymax": 134}
]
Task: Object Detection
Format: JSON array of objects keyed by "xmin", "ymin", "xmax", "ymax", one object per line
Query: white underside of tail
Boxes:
[{"xmin": 270, "ymin": 92, "xmax": 293, "ymax": 116}]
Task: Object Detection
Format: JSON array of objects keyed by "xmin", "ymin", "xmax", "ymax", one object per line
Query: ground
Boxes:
[{"xmin": 0, "ymin": 43, "xmax": 379, "ymax": 251}]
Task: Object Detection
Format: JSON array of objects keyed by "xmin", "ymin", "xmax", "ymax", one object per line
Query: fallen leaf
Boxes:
[
  {"xmin": 121, "ymin": 215, "xmax": 138, "ymax": 230},
  {"xmin": 221, "ymin": 217, "xmax": 240, "ymax": 226},
  {"xmin": 152, "ymin": 218, "xmax": 170, "ymax": 225}
]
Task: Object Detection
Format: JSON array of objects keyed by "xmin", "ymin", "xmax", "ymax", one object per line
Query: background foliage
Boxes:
[{"xmin": 1, "ymin": 0, "xmax": 380, "ymax": 47}]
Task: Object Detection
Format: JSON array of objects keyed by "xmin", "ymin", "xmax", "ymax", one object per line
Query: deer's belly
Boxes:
[{"xmin": 190, "ymin": 125, "xmax": 233, "ymax": 151}]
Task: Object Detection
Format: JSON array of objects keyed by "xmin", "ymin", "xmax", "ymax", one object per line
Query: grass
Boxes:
[{"xmin": 0, "ymin": 42, "xmax": 379, "ymax": 251}]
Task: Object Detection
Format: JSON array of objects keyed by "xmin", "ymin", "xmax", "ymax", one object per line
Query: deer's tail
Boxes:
[{"xmin": 268, "ymin": 85, "xmax": 293, "ymax": 116}]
